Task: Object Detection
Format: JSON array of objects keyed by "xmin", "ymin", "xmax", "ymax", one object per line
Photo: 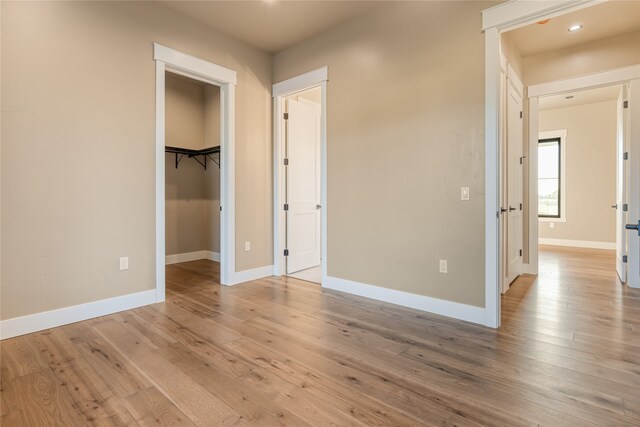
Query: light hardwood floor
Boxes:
[{"xmin": 1, "ymin": 246, "xmax": 639, "ymax": 426}]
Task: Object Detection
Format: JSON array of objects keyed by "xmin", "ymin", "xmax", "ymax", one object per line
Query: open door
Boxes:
[
  {"xmin": 506, "ymin": 79, "xmax": 524, "ymax": 285},
  {"xmin": 285, "ymin": 98, "xmax": 321, "ymax": 274},
  {"xmin": 616, "ymin": 85, "xmax": 629, "ymax": 283}
]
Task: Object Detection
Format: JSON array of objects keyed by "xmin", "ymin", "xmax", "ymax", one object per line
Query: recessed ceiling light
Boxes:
[{"xmin": 568, "ymin": 24, "xmax": 583, "ymax": 32}]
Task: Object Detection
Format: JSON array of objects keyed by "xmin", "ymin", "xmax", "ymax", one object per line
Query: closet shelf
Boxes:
[{"xmin": 165, "ymin": 145, "xmax": 220, "ymax": 170}]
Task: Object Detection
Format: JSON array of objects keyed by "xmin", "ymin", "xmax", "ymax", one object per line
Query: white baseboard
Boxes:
[
  {"xmin": 0, "ymin": 289, "xmax": 157, "ymax": 340},
  {"xmin": 227, "ymin": 265, "xmax": 274, "ymax": 286},
  {"xmin": 539, "ymin": 238, "xmax": 615, "ymax": 250},
  {"xmin": 521, "ymin": 263, "xmax": 538, "ymax": 275},
  {"xmin": 165, "ymin": 250, "xmax": 220, "ymax": 265},
  {"xmin": 323, "ymin": 276, "xmax": 486, "ymax": 326}
]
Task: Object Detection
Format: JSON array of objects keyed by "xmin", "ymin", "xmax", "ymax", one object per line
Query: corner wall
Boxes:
[
  {"xmin": 273, "ymin": 1, "xmax": 494, "ymax": 308},
  {"xmin": 0, "ymin": 1, "xmax": 272, "ymax": 321}
]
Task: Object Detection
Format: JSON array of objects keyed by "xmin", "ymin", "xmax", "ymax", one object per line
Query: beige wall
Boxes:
[
  {"xmin": 166, "ymin": 156, "xmax": 205, "ymax": 255},
  {"xmin": 523, "ymin": 31, "xmax": 640, "ymax": 85},
  {"xmin": 165, "ymin": 73, "xmax": 206, "ymax": 150},
  {"xmin": 204, "ymin": 85, "xmax": 220, "ymax": 148},
  {"xmin": 538, "ymin": 100, "xmax": 617, "ymax": 243},
  {"xmin": 165, "ymin": 157, "xmax": 220, "ymax": 255},
  {"xmin": 273, "ymin": 1, "xmax": 495, "ymax": 307},
  {"xmin": 500, "ymin": 32, "xmax": 523, "ymax": 78},
  {"xmin": 1, "ymin": 1, "xmax": 272, "ymax": 320}
]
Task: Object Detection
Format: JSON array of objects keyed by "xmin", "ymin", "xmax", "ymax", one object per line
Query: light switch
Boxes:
[
  {"xmin": 119, "ymin": 257, "xmax": 129, "ymax": 271},
  {"xmin": 461, "ymin": 187, "xmax": 470, "ymax": 201},
  {"xmin": 245, "ymin": 241, "xmax": 251, "ymax": 251}
]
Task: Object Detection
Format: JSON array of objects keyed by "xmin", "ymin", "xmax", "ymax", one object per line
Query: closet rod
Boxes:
[{"xmin": 165, "ymin": 145, "xmax": 220, "ymax": 170}]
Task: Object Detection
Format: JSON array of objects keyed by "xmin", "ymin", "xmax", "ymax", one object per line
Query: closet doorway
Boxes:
[
  {"xmin": 154, "ymin": 44, "xmax": 238, "ymax": 299},
  {"xmin": 164, "ymin": 72, "xmax": 222, "ymax": 297}
]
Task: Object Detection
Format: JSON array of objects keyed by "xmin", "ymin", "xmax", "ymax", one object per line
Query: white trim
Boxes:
[
  {"xmin": 507, "ymin": 63, "xmax": 524, "ymax": 99},
  {"xmin": 272, "ymin": 68, "xmax": 328, "ymax": 286},
  {"xmin": 0, "ymin": 290, "xmax": 156, "ymax": 340},
  {"xmin": 484, "ymin": 26, "xmax": 501, "ymax": 328},
  {"xmin": 230, "ymin": 265, "xmax": 274, "ymax": 286},
  {"xmin": 155, "ymin": 60, "xmax": 166, "ymax": 302},
  {"xmin": 529, "ymin": 65, "xmax": 640, "ymax": 98},
  {"xmin": 154, "ymin": 43, "xmax": 237, "ymax": 296},
  {"xmin": 272, "ymin": 67, "xmax": 328, "ymax": 98},
  {"xmin": 165, "ymin": 251, "xmax": 220, "ymax": 265},
  {"xmin": 482, "ymin": 0, "xmax": 605, "ymax": 32},
  {"xmin": 154, "ymin": 44, "xmax": 237, "ymax": 86},
  {"xmin": 539, "ymin": 238, "xmax": 616, "ymax": 250},
  {"xmin": 628, "ymin": 79, "xmax": 640, "ymax": 288},
  {"xmin": 324, "ymin": 276, "xmax": 486, "ymax": 326},
  {"xmin": 527, "ymin": 98, "xmax": 540, "ymax": 276}
]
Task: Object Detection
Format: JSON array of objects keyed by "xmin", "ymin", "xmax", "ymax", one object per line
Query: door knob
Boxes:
[
  {"xmin": 626, "ymin": 220, "xmax": 640, "ymax": 236},
  {"xmin": 612, "ymin": 204, "xmax": 618, "ymax": 209},
  {"xmin": 316, "ymin": 204, "xmax": 322, "ymax": 209},
  {"xmin": 500, "ymin": 207, "xmax": 507, "ymax": 214},
  {"xmin": 509, "ymin": 206, "xmax": 516, "ymax": 212}
]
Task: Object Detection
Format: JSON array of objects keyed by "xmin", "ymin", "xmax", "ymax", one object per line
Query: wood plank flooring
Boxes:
[{"xmin": 2, "ymin": 246, "xmax": 639, "ymax": 426}]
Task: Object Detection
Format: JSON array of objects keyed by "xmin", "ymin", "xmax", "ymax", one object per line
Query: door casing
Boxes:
[
  {"xmin": 483, "ymin": 0, "xmax": 640, "ymax": 328},
  {"xmin": 272, "ymin": 67, "xmax": 328, "ymax": 282}
]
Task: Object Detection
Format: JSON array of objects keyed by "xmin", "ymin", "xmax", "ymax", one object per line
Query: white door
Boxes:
[
  {"xmin": 499, "ymin": 70, "xmax": 509, "ymax": 293},
  {"xmin": 285, "ymin": 98, "xmax": 321, "ymax": 274},
  {"xmin": 506, "ymin": 81, "xmax": 523, "ymax": 285},
  {"xmin": 616, "ymin": 85, "xmax": 629, "ymax": 283}
]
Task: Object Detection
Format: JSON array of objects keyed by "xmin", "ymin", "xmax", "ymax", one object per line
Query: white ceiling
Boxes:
[
  {"xmin": 539, "ymin": 85, "xmax": 622, "ymax": 111},
  {"xmin": 158, "ymin": 1, "xmax": 386, "ymax": 54},
  {"xmin": 507, "ymin": 0, "xmax": 640, "ymax": 58}
]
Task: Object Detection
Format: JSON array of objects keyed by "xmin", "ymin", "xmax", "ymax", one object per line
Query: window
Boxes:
[{"xmin": 538, "ymin": 137, "xmax": 561, "ymax": 217}]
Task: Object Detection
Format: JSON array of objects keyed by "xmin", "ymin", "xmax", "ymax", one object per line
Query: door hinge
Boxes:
[
  {"xmin": 519, "ymin": 111, "xmax": 523, "ymax": 119},
  {"xmin": 284, "ymin": 203, "xmax": 289, "ymax": 211},
  {"xmin": 519, "ymin": 249, "xmax": 523, "ymax": 257},
  {"xmin": 284, "ymin": 249, "xmax": 289, "ymax": 256},
  {"xmin": 623, "ymin": 255, "xmax": 628, "ymax": 263},
  {"xmin": 283, "ymin": 112, "xmax": 289, "ymax": 120},
  {"xmin": 623, "ymin": 100, "xmax": 628, "ymax": 109},
  {"xmin": 624, "ymin": 152, "xmax": 629, "ymax": 160},
  {"xmin": 520, "ymin": 203, "xmax": 523, "ymax": 211},
  {"xmin": 623, "ymin": 203, "xmax": 628, "ymax": 212},
  {"xmin": 219, "ymin": 206, "xmax": 222, "ymax": 212},
  {"xmin": 284, "ymin": 158, "xmax": 289, "ymax": 166}
]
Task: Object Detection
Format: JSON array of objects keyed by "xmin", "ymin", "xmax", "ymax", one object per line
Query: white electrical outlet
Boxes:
[
  {"xmin": 245, "ymin": 241, "xmax": 251, "ymax": 251},
  {"xmin": 439, "ymin": 260, "xmax": 448, "ymax": 274},
  {"xmin": 461, "ymin": 187, "xmax": 470, "ymax": 201},
  {"xmin": 119, "ymin": 257, "xmax": 129, "ymax": 271}
]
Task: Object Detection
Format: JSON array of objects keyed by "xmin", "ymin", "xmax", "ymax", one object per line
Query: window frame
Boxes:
[{"xmin": 538, "ymin": 129, "xmax": 567, "ymax": 222}]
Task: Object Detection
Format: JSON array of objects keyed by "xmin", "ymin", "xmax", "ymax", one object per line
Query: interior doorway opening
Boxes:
[
  {"xmin": 483, "ymin": 1, "xmax": 640, "ymax": 327},
  {"xmin": 164, "ymin": 71, "xmax": 222, "ymax": 297},
  {"xmin": 535, "ymin": 84, "xmax": 625, "ymax": 283},
  {"xmin": 272, "ymin": 67, "xmax": 328, "ymax": 286}
]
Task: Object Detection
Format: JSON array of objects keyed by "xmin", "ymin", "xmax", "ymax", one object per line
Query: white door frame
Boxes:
[
  {"xmin": 527, "ymin": 65, "xmax": 640, "ymax": 287},
  {"xmin": 482, "ymin": 0, "xmax": 614, "ymax": 328},
  {"xmin": 154, "ymin": 43, "xmax": 237, "ymax": 301},
  {"xmin": 272, "ymin": 67, "xmax": 328, "ymax": 283}
]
